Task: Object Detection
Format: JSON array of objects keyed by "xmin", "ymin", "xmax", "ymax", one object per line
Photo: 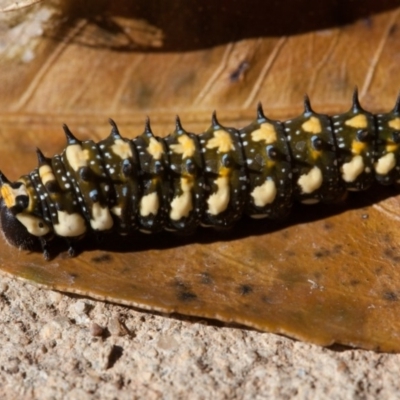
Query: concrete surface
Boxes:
[{"xmin": 0, "ymin": 274, "xmax": 399, "ymax": 399}]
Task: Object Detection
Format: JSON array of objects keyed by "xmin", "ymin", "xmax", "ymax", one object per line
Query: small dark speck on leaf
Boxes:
[
  {"xmin": 362, "ymin": 17, "xmax": 373, "ymax": 28},
  {"xmin": 332, "ymin": 244, "xmax": 342, "ymax": 254},
  {"xmin": 229, "ymin": 61, "xmax": 250, "ymax": 82},
  {"xmin": 200, "ymin": 272, "xmax": 213, "ymax": 285},
  {"xmin": 383, "ymin": 291, "xmax": 398, "ymax": 302},
  {"xmin": 174, "ymin": 280, "xmax": 198, "ymax": 302},
  {"xmin": 389, "ymin": 23, "xmax": 398, "ymax": 36},
  {"xmin": 323, "ymin": 222, "xmax": 334, "ymax": 231},
  {"xmin": 92, "ymin": 253, "xmax": 113, "ymax": 263},
  {"xmin": 383, "ymin": 248, "xmax": 400, "ymax": 263},
  {"xmin": 375, "ymin": 266, "xmax": 384, "ymax": 275},
  {"xmin": 314, "ymin": 248, "xmax": 330, "ymax": 259},
  {"xmin": 261, "ymin": 295, "xmax": 273, "ymax": 304},
  {"xmin": 178, "ymin": 291, "xmax": 198, "ymax": 302},
  {"xmin": 239, "ymin": 284, "xmax": 253, "ymax": 295}
]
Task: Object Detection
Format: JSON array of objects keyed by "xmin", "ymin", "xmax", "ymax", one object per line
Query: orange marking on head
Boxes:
[{"xmin": 0, "ymin": 184, "xmax": 16, "ymax": 208}]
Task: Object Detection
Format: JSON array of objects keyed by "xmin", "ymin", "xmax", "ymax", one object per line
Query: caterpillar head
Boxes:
[{"xmin": 0, "ymin": 172, "xmax": 47, "ymax": 251}]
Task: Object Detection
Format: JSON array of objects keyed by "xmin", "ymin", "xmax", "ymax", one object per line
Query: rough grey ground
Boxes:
[{"xmin": 0, "ymin": 274, "xmax": 399, "ymax": 400}]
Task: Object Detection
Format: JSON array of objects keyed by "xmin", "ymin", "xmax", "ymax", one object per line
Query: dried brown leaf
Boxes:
[{"xmin": 1, "ymin": 1, "xmax": 400, "ymax": 351}]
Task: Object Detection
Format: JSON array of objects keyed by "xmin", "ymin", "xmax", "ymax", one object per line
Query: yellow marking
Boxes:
[
  {"xmin": 311, "ymin": 150, "xmax": 322, "ymax": 161},
  {"xmin": 39, "ymin": 165, "xmax": 56, "ymax": 185},
  {"xmin": 0, "ymin": 183, "xmax": 28, "ymax": 209},
  {"xmin": 111, "ymin": 139, "xmax": 132, "ymax": 159},
  {"xmin": 170, "ymin": 135, "xmax": 196, "ymax": 159},
  {"xmin": 388, "ymin": 117, "xmax": 400, "ymax": 130},
  {"xmin": 219, "ymin": 166, "xmax": 231, "ymax": 177},
  {"xmin": 170, "ymin": 177, "xmax": 194, "ymax": 220},
  {"xmin": 140, "ymin": 191, "xmax": 159, "ymax": 217},
  {"xmin": 297, "ymin": 166, "xmax": 323, "ymax": 194},
  {"xmin": 54, "ymin": 211, "xmax": 87, "ymax": 237},
  {"xmin": 251, "ymin": 180, "xmax": 277, "ymax": 207},
  {"xmin": 207, "ymin": 176, "xmax": 230, "ymax": 215},
  {"xmin": 266, "ymin": 160, "xmax": 276, "ymax": 169},
  {"xmin": 251, "ymin": 123, "xmax": 277, "ymax": 144},
  {"xmin": 351, "ymin": 140, "xmax": 366, "ymax": 155},
  {"xmin": 302, "ymin": 117, "xmax": 322, "ymax": 134},
  {"xmin": 147, "ymin": 137, "xmax": 164, "ymax": 160},
  {"xmin": 16, "ymin": 213, "xmax": 50, "ymax": 237},
  {"xmin": 90, "ymin": 203, "xmax": 113, "ymax": 231},
  {"xmin": 341, "ymin": 155, "xmax": 364, "ymax": 182},
  {"xmin": 206, "ymin": 130, "xmax": 235, "ymax": 153},
  {"xmin": 65, "ymin": 144, "xmax": 90, "ymax": 171},
  {"xmin": 345, "ymin": 114, "xmax": 368, "ymax": 129},
  {"xmin": 387, "ymin": 142, "xmax": 398, "ymax": 153},
  {"xmin": 375, "ymin": 152, "xmax": 396, "ymax": 175}
]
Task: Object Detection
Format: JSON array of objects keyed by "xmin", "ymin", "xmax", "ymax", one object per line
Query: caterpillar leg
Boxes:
[
  {"xmin": 39, "ymin": 237, "xmax": 50, "ymax": 261},
  {"xmin": 65, "ymin": 238, "xmax": 77, "ymax": 257}
]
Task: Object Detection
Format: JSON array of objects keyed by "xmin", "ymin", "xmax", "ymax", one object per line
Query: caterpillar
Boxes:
[{"xmin": 1, "ymin": 89, "xmax": 400, "ymax": 260}]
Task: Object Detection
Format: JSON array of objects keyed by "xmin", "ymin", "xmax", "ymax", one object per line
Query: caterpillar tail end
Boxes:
[{"xmin": 0, "ymin": 197, "xmax": 40, "ymax": 253}]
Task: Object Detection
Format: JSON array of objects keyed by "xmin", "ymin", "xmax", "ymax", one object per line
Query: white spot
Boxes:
[
  {"xmin": 140, "ymin": 192, "xmax": 159, "ymax": 217},
  {"xmin": 54, "ymin": 211, "xmax": 86, "ymax": 237},
  {"xmin": 90, "ymin": 203, "xmax": 114, "ymax": 231},
  {"xmin": 207, "ymin": 176, "xmax": 230, "ymax": 215},
  {"xmin": 341, "ymin": 155, "xmax": 364, "ymax": 182},
  {"xmin": 111, "ymin": 206, "xmax": 122, "ymax": 216},
  {"xmin": 16, "ymin": 213, "xmax": 50, "ymax": 237},
  {"xmin": 297, "ymin": 166, "xmax": 323, "ymax": 194},
  {"xmin": 375, "ymin": 152, "xmax": 396, "ymax": 175},
  {"xmin": 250, "ymin": 180, "xmax": 277, "ymax": 207},
  {"xmin": 170, "ymin": 178, "xmax": 194, "ymax": 220}
]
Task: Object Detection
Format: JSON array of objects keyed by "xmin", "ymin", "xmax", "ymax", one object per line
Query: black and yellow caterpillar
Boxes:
[{"xmin": 1, "ymin": 89, "xmax": 400, "ymax": 259}]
